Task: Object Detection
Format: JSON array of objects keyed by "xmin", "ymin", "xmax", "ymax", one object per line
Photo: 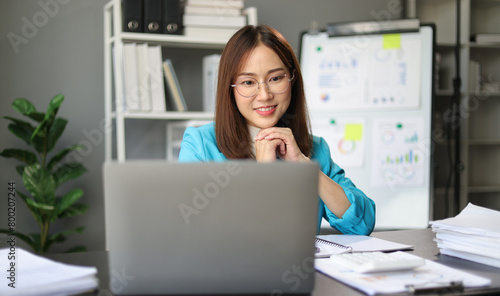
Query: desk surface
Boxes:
[{"xmin": 47, "ymin": 228, "xmax": 500, "ymax": 296}]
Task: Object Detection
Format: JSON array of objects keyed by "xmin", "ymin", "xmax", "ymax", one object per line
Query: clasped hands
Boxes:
[{"xmin": 254, "ymin": 127, "xmax": 311, "ymax": 163}]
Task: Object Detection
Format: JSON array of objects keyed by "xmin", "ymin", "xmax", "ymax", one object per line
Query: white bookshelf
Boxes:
[
  {"xmin": 104, "ymin": 0, "xmax": 256, "ymax": 161},
  {"xmin": 408, "ymin": 0, "xmax": 500, "ymax": 215}
]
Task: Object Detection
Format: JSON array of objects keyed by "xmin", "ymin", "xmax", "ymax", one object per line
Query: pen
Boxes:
[{"xmin": 405, "ymin": 281, "xmax": 463, "ymax": 295}]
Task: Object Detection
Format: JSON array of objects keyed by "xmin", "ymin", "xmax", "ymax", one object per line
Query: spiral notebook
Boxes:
[{"xmin": 315, "ymin": 235, "xmax": 413, "ymax": 258}]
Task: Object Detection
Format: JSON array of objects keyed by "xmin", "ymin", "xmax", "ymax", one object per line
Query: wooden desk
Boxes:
[{"xmin": 47, "ymin": 229, "xmax": 500, "ymax": 295}]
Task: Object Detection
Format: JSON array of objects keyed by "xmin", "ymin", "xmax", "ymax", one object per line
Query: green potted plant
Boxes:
[{"xmin": 0, "ymin": 94, "xmax": 88, "ymax": 254}]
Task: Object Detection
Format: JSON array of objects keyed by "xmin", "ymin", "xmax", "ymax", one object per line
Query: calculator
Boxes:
[{"xmin": 329, "ymin": 251, "xmax": 425, "ymax": 273}]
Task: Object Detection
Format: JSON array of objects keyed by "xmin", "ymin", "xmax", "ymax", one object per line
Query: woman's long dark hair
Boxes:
[{"xmin": 215, "ymin": 25, "xmax": 312, "ymax": 159}]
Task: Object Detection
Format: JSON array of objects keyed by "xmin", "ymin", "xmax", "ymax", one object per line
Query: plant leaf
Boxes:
[
  {"xmin": 46, "ymin": 117, "xmax": 68, "ymax": 152},
  {"xmin": 55, "ymin": 188, "xmax": 83, "ymax": 217},
  {"xmin": 10, "ymin": 115, "xmax": 43, "ymax": 151},
  {"xmin": 27, "ymin": 112, "xmax": 45, "ymax": 122},
  {"xmin": 24, "ymin": 196, "xmax": 55, "ymax": 211},
  {"xmin": 4, "ymin": 116, "xmax": 36, "ymax": 145},
  {"xmin": 0, "ymin": 229, "xmax": 39, "ymax": 253},
  {"xmin": 58, "ymin": 203, "xmax": 88, "ymax": 219},
  {"xmin": 17, "ymin": 191, "xmax": 42, "ymax": 224},
  {"xmin": 66, "ymin": 226, "xmax": 85, "ymax": 235},
  {"xmin": 30, "ymin": 119, "xmax": 47, "ymax": 143},
  {"xmin": 12, "ymin": 98, "xmax": 36, "ymax": 116},
  {"xmin": 48, "ymin": 94, "xmax": 64, "ymax": 115},
  {"xmin": 48, "ymin": 226, "xmax": 85, "ymax": 242},
  {"xmin": 44, "ymin": 232, "xmax": 66, "ymax": 252},
  {"xmin": 4, "ymin": 116, "xmax": 32, "ymax": 126},
  {"xmin": 45, "ymin": 226, "xmax": 85, "ymax": 253},
  {"xmin": 47, "ymin": 145, "xmax": 84, "ymax": 171},
  {"xmin": 16, "ymin": 165, "xmax": 25, "ymax": 176},
  {"xmin": 30, "ymin": 94, "xmax": 65, "ymax": 144},
  {"xmin": 4, "ymin": 116, "xmax": 31, "ymax": 125},
  {"xmin": 7, "ymin": 123, "xmax": 33, "ymax": 145},
  {"xmin": 23, "ymin": 193, "xmax": 56, "ymax": 223},
  {"xmin": 44, "ymin": 94, "xmax": 64, "ymax": 125},
  {"xmin": 0, "ymin": 148, "xmax": 38, "ymax": 165},
  {"xmin": 65, "ymin": 246, "xmax": 87, "ymax": 253},
  {"xmin": 22, "ymin": 164, "xmax": 56, "ymax": 204},
  {"xmin": 31, "ymin": 128, "xmax": 47, "ymax": 153},
  {"xmin": 30, "ymin": 233, "xmax": 43, "ymax": 254},
  {"xmin": 52, "ymin": 162, "xmax": 87, "ymax": 188}
]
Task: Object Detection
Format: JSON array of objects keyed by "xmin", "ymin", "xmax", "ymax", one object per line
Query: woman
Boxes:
[{"xmin": 179, "ymin": 25, "xmax": 375, "ymax": 235}]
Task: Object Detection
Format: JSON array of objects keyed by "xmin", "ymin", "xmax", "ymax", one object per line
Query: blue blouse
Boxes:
[{"xmin": 178, "ymin": 122, "xmax": 376, "ymax": 235}]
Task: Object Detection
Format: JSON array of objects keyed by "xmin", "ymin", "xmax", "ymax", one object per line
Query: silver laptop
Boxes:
[{"xmin": 103, "ymin": 161, "xmax": 319, "ymax": 295}]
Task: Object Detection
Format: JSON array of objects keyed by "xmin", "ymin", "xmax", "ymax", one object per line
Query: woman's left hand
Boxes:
[
  {"xmin": 256, "ymin": 128, "xmax": 350, "ymax": 218},
  {"xmin": 254, "ymin": 127, "xmax": 310, "ymax": 162}
]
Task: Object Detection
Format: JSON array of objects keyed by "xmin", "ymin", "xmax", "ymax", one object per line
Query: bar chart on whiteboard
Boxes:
[{"xmin": 370, "ymin": 117, "xmax": 425, "ymax": 188}]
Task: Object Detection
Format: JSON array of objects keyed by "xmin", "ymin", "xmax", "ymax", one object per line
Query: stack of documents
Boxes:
[
  {"xmin": 183, "ymin": 0, "xmax": 247, "ymax": 41},
  {"xmin": 430, "ymin": 203, "xmax": 500, "ymax": 268},
  {"xmin": 0, "ymin": 247, "xmax": 98, "ymax": 296}
]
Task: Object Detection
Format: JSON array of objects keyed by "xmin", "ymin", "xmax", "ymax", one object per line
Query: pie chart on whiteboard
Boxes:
[{"xmin": 338, "ymin": 139, "xmax": 356, "ymax": 155}]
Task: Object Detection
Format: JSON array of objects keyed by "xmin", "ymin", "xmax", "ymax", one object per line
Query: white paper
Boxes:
[
  {"xmin": 0, "ymin": 248, "xmax": 98, "ymax": 296},
  {"xmin": 430, "ymin": 203, "xmax": 500, "ymax": 268},
  {"xmin": 435, "ymin": 232, "xmax": 500, "ymax": 259},
  {"xmin": 439, "ymin": 248, "xmax": 500, "ymax": 269},
  {"xmin": 430, "ymin": 203, "xmax": 500, "ymax": 238},
  {"xmin": 315, "ymin": 251, "xmax": 491, "ymax": 295}
]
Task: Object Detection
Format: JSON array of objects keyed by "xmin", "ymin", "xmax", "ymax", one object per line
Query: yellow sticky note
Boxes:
[
  {"xmin": 344, "ymin": 124, "xmax": 363, "ymax": 141},
  {"xmin": 383, "ymin": 34, "xmax": 401, "ymax": 49}
]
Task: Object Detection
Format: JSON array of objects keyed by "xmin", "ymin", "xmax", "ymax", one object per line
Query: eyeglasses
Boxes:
[{"xmin": 231, "ymin": 72, "xmax": 294, "ymax": 98}]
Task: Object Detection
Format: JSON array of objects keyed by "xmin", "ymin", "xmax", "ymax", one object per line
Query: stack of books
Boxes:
[
  {"xmin": 116, "ymin": 43, "xmax": 188, "ymax": 113},
  {"xmin": 182, "ymin": 0, "xmax": 249, "ymax": 40},
  {"xmin": 118, "ymin": 43, "xmax": 169, "ymax": 112},
  {"xmin": 470, "ymin": 33, "xmax": 500, "ymax": 44},
  {"xmin": 430, "ymin": 203, "xmax": 500, "ymax": 268}
]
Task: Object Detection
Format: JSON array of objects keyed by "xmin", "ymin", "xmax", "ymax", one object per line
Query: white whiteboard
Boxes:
[{"xmin": 300, "ymin": 24, "xmax": 435, "ymax": 229}]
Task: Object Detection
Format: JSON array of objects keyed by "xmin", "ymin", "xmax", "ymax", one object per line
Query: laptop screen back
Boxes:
[{"xmin": 104, "ymin": 161, "xmax": 318, "ymax": 294}]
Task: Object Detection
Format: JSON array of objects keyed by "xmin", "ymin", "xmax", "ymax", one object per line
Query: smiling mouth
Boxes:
[{"xmin": 255, "ymin": 105, "xmax": 276, "ymax": 111}]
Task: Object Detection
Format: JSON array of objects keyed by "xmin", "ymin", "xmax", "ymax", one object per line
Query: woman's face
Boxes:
[{"xmin": 233, "ymin": 44, "xmax": 292, "ymax": 129}]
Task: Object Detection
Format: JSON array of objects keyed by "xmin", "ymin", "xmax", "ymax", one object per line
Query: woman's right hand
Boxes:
[{"xmin": 255, "ymin": 138, "xmax": 285, "ymax": 162}]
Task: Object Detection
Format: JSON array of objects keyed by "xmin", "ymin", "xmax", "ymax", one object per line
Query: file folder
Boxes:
[
  {"xmin": 162, "ymin": 0, "xmax": 183, "ymax": 34},
  {"xmin": 144, "ymin": 0, "xmax": 162, "ymax": 33},
  {"xmin": 123, "ymin": 0, "xmax": 144, "ymax": 32}
]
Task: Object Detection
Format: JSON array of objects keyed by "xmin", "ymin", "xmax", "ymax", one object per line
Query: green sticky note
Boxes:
[
  {"xmin": 383, "ymin": 34, "xmax": 401, "ymax": 49},
  {"xmin": 344, "ymin": 124, "xmax": 363, "ymax": 141}
]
